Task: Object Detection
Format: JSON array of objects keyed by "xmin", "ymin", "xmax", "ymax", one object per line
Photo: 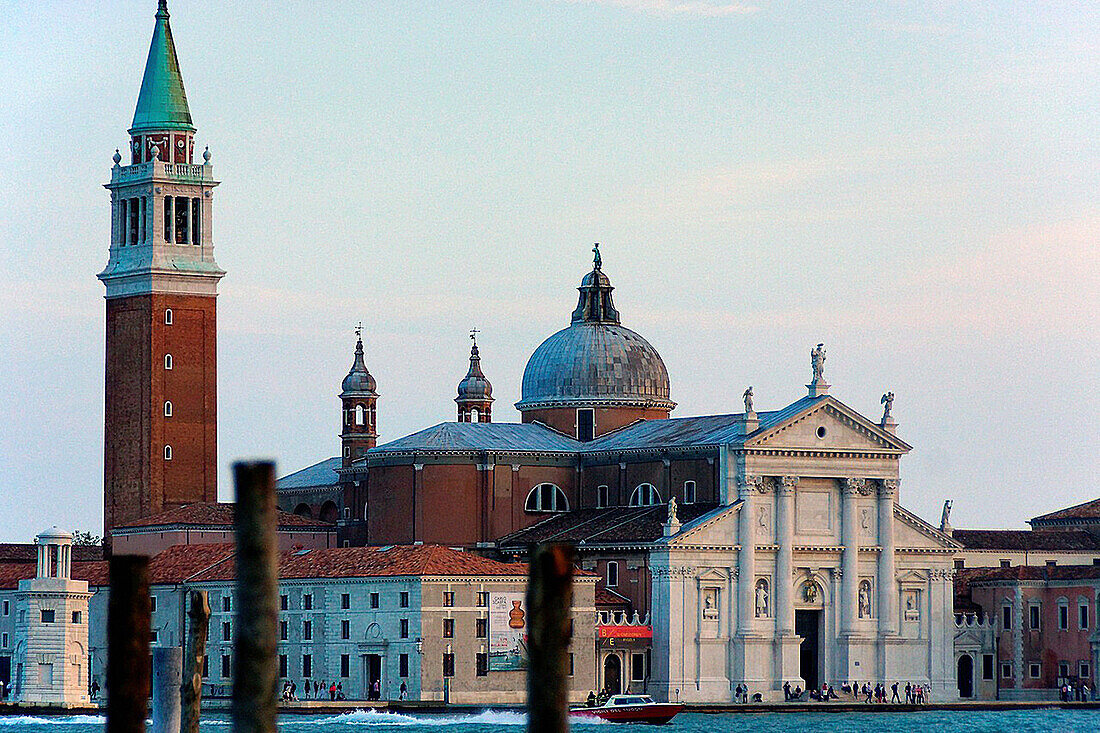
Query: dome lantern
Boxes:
[
  {"xmin": 456, "ymin": 329, "xmax": 493, "ymax": 423},
  {"xmin": 340, "ymin": 324, "xmax": 378, "ymax": 466}
]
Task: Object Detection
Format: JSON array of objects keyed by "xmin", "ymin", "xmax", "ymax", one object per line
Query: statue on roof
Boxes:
[
  {"xmin": 811, "ymin": 343, "xmax": 826, "ymax": 382},
  {"xmin": 667, "ymin": 496, "xmax": 678, "ymax": 525},
  {"xmin": 743, "ymin": 386, "xmax": 754, "ymax": 414},
  {"xmin": 940, "ymin": 500, "xmax": 953, "ymax": 534},
  {"xmin": 592, "ymin": 242, "xmax": 602, "ymax": 270},
  {"xmin": 880, "ymin": 391, "xmax": 894, "ymax": 422}
]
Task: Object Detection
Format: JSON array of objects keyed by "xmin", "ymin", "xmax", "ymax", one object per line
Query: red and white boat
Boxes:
[{"xmin": 571, "ymin": 694, "xmax": 683, "ymax": 724}]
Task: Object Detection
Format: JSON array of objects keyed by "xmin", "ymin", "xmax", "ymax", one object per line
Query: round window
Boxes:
[{"xmin": 816, "ymin": 426, "xmax": 827, "ymax": 439}]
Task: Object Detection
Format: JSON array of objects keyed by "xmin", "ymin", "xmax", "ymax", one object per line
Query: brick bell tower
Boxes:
[
  {"xmin": 99, "ymin": 0, "xmax": 224, "ymax": 538},
  {"xmin": 340, "ymin": 324, "xmax": 378, "ymax": 468}
]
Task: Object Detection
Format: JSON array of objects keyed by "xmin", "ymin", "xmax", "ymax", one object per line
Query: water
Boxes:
[{"xmin": 1, "ymin": 709, "xmax": 1098, "ymax": 733}]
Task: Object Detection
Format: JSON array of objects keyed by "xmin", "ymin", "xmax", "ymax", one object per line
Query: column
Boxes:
[
  {"xmin": 736, "ymin": 475, "xmax": 761, "ymax": 635},
  {"xmin": 775, "ymin": 477, "xmax": 797, "ymax": 636},
  {"xmin": 877, "ymin": 479, "xmax": 898, "ymax": 636},
  {"xmin": 840, "ymin": 478, "xmax": 863, "ymax": 635}
]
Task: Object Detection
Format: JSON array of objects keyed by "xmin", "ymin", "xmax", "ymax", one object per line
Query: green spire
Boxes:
[{"xmin": 130, "ymin": 1, "xmax": 194, "ymax": 134}]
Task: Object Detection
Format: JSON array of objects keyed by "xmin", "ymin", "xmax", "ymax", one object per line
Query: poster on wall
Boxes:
[{"xmin": 488, "ymin": 592, "xmax": 527, "ymax": 671}]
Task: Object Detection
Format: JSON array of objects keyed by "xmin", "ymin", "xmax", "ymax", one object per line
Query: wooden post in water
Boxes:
[
  {"xmin": 107, "ymin": 555, "xmax": 151, "ymax": 733},
  {"xmin": 232, "ymin": 461, "xmax": 279, "ymax": 733},
  {"xmin": 181, "ymin": 590, "xmax": 210, "ymax": 733},
  {"xmin": 526, "ymin": 544, "xmax": 575, "ymax": 733}
]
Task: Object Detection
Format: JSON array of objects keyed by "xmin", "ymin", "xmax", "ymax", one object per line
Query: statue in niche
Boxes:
[
  {"xmin": 881, "ymin": 391, "xmax": 895, "ymax": 422},
  {"xmin": 702, "ymin": 587, "xmax": 719, "ymax": 619},
  {"xmin": 757, "ymin": 506, "xmax": 769, "ymax": 532},
  {"xmin": 811, "ymin": 343, "xmax": 826, "ymax": 382},
  {"xmin": 803, "ymin": 581, "xmax": 819, "ymax": 604},
  {"xmin": 755, "ymin": 579, "xmax": 769, "ymax": 618},
  {"xmin": 743, "ymin": 386, "xmax": 754, "ymax": 414},
  {"xmin": 860, "ymin": 507, "xmax": 872, "ymax": 533},
  {"xmin": 858, "ymin": 581, "xmax": 872, "ymax": 618}
]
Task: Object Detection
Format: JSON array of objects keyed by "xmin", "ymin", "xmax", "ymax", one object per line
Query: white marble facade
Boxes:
[{"xmin": 649, "ymin": 395, "xmax": 959, "ymax": 702}]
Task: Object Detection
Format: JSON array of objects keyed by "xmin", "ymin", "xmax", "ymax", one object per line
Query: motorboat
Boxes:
[{"xmin": 571, "ymin": 694, "xmax": 683, "ymax": 724}]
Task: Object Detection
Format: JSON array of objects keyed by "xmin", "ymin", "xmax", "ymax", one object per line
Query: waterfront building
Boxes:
[
  {"xmin": 83, "ymin": 543, "xmax": 596, "ymax": 704},
  {"xmin": 10, "ymin": 529, "xmax": 90, "ymax": 706}
]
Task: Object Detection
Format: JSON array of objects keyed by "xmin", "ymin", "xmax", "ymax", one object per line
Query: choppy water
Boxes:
[{"xmin": 1, "ymin": 709, "xmax": 1099, "ymax": 733}]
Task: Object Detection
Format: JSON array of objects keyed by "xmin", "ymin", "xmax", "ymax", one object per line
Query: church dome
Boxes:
[
  {"xmin": 457, "ymin": 340, "xmax": 493, "ymax": 402},
  {"xmin": 516, "ymin": 247, "xmax": 673, "ymax": 411},
  {"xmin": 341, "ymin": 333, "xmax": 376, "ymax": 397}
]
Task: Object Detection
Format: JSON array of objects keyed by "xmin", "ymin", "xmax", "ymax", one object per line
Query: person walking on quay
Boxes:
[
  {"xmin": 330, "ymin": 681, "xmax": 337, "ymax": 701},
  {"xmin": 400, "ymin": 681, "xmax": 408, "ymax": 700},
  {"xmin": 891, "ymin": 682, "xmax": 900, "ymax": 703}
]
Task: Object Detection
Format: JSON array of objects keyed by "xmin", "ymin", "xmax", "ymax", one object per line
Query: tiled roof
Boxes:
[
  {"xmin": 952, "ymin": 529, "xmax": 1100, "ymax": 552},
  {"xmin": 0, "ymin": 562, "xmax": 108, "ymax": 590},
  {"xmin": 113, "ymin": 502, "xmax": 335, "ymax": 531},
  {"xmin": 0, "ymin": 544, "xmax": 104, "ymax": 564},
  {"xmin": 595, "ymin": 583, "xmax": 631, "ymax": 608},
  {"xmin": 1030, "ymin": 498, "xmax": 1100, "ymax": 524},
  {"xmin": 957, "ymin": 565, "xmax": 1100, "ymax": 584},
  {"xmin": 277, "ymin": 457, "xmax": 342, "ymax": 490},
  {"xmin": 498, "ymin": 504, "xmax": 720, "ymax": 546},
  {"xmin": 368, "ymin": 422, "xmax": 582, "ymax": 456}
]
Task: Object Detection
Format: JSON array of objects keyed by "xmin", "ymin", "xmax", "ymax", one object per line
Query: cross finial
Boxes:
[
  {"xmin": 354, "ymin": 322, "xmax": 362, "ymax": 340},
  {"xmin": 469, "ymin": 327, "xmax": 480, "ymax": 345},
  {"xmin": 592, "ymin": 242, "xmax": 602, "ymax": 270}
]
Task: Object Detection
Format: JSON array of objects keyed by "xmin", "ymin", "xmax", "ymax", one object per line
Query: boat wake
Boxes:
[{"xmin": 291, "ymin": 708, "xmax": 607, "ymax": 727}]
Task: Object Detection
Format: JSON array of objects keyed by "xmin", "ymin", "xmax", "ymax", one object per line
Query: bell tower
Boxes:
[
  {"xmin": 99, "ymin": 0, "xmax": 224, "ymax": 538},
  {"xmin": 456, "ymin": 330, "xmax": 493, "ymax": 422},
  {"xmin": 340, "ymin": 324, "xmax": 378, "ymax": 467}
]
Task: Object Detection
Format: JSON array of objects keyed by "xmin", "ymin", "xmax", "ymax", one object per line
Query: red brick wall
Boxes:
[
  {"xmin": 104, "ymin": 293, "xmax": 217, "ymax": 536},
  {"xmin": 520, "ymin": 406, "xmax": 670, "ymax": 439},
  {"xmin": 367, "ymin": 465, "xmax": 416, "ymax": 544}
]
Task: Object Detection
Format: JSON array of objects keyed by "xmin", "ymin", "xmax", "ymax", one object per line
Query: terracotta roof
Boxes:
[
  {"xmin": 113, "ymin": 502, "xmax": 335, "ymax": 531},
  {"xmin": 0, "ymin": 562, "xmax": 108, "ymax": 590},
  {"xmin": 1030, "ymin": 498, "xmax": 1100, "ymax": 524},
  {"xmin": 595, "ymin": 583, "xmax": 631, "ymax": 608},
  {"xmin": 0, "ymin": 544, "xmax": 104, "ymax": 564},
  {"xmin": 952, "ymin": 529, "xmax": 1100, "ymax": 552},
  {"xmin": 498, "ymin": 504, "xmax": 719, "ymax": 547},
  {"xmin": 957, "ymin": 565, "xmax": 1100, "ymax": 585}
]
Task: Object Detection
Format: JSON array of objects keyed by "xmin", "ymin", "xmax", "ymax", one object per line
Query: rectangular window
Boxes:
[
  {"xmin": 1000, "ymin": 559, "xmax": 1011, "ymax": 568},
  {"xmin": 1029, "ymin": 662, "xmax": 1040, "ymax": 679},
  {"xmin": 341, "ymin": 620, "xmax": 350, "ymax": 640},
  {"xmin": 476, "ymin": 652, "xmax": 488, "ymax": 677},
  {"xmin": 191, "ymin": 197, "xmax": 201, "ymax": 245},
  {"xmin": 303, "ymin": 594, "xmax": 313, "ymax": 610},
  {"xmin": 569, "ymin": 653, "xmax": 575, "ymax": 677},
  {"xmin": 341, "ymin": 594, "xmax": 350, "ymax": 610},
  {"xmin": 303, "ymin": 654, "xmax": 312, "ymax": 678},
  {"xmin": 340, "ymin": 654, "xmax": 350, "ymax": 678},
  {"xmin": 1001, "ymin": 662, "xmax": 1012, "ymax": 679},
  {"xmin": 577, "ymin": 408, "xmax": 595, "ymax": 441},
  {"xmin": 222, "ymin": 622, "xmax": 231, "ymax": 641},
  {"xmin": 477, "ymin": 592, "xmax": 489, "ymax": 607},
  {"xmin": 399, "ymin": 654, "xmax": 409, "ymax": 678},
  {"xmin": 1058, "ymin": 661, "xmax": 1069, "ymax": 679},
  {"xmin": 400, "ymin": 592, "xmax": 410, "ymax": 609},
  {"xmin": 1002, "ymin": 606, "xmax": 1012, "ymax": 630},
  {"xmin": 71, "ymin": 611, "xmax": 81, "ymax": 624},
  {"xmin": 1059, "ymin": 605, "xmax": 1069, "ymax": 630},
  {"xmin": 954, "ymin": 559, "xmax": 965, "ymax": 569},
  {"xmin": 683, "ymin": 480, "xmax": 696, "ymax": 504},
  {"xmin": 150, "ymin": 629, "xmax": 158, "ymax": 643},
  {"xmin": 164, "ymin": 196, "xmax": 172, "ymax": 242},
  {"xmin": 476, "ymin": 618, "xmax": 488, "ymax": 638},
  {"xmin": 442, "ymin": 653, "xmax": 455, "ymax": 678},
  {"xmin": 370, "ymin": 593, "xmax": 379, "ymax": 609},
  {"xmin": 280, "ymin": 595, "xmax": 288, "ymax": 611},
  {"xmin": 982, "ymin": 654, "xmax": 994, "ymax": 681},
  {"xmin": 222, "ymin": 596, "xmax": 231, "ymax": 613},
  {"xmin": 1, "ymin": 633, "xmax": 7, "ymax": 648},
  {"xmin": 2, "ymin": 600, "xmax": 8, "ymax": 615},
  {"xmin": 202, "ymin": 655, "xmax": 208, "ymax": 678},
  {"xmin": 303, "ymin": 621, "xmax": 312, "ymax": 641},
  {"xmin": 442, "ymin": 591, "xmax": 455, "ymax": 607},
  {"xmin": 279, "ymin": 655, "xmax": 287, "ymax": 678},
  {"xmin": 607, "ymin": 561, "xmax": 618, "ymax": 588},
  {"xmin": 400, "ymin": 619, "xmax": 409, "ymax": 638},
  {"xmin": 221, "ymin": 655, "xmax": 231, "ymax": 679},
  {"xmin": 1081, "ymin": 604, "xmax": 1090, "ymax": 630},
  {"xmin": 41, "ymin": 610, "xmax": 55, "ymax": 624},
  {"xmin": 1029, "ymin": 605, "xmax": 1041, "ymax": 630},
  {"xmin": 1081, "ymin": 661, "xmax": 1091, "ymax": 680},
  {"xmin": 151, "ymin": 595, "xmax": 158, "ymax": 613},
  {"xmin": 443, "ymin": 618, "xmax": 454, "ymax": 638},
  {"xmin": 597, "ymin": 485, "xmax": 608, "ymax": 508},
  {"xmin": 631, "ymin": 652, "xmax": 646, "ymax": 682},
  {"xmin": 280, "ymin": 621, "xmax": 288, "ymax": 641}
]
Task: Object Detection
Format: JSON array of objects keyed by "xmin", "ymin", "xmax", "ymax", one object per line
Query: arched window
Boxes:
[
  {"xmin": 629, "ymin": 483, "xmax": 661, "ymax": 507},
  {"xmin": 355, "ymin": 404, "xmax": 365, "ymax": 426},
  {"xmin": 471, "ymin": 408, "xmax": 480, "ymax": 422},
  {"xmin": 164, "ymin": 445, "xmax": 173, "ymax": 461},
  {"xmin": 164, "ymin": 308, "xmax": 173, "ymax": 325},
  {"xmin": 683, "ymin": 480, "xmax": 696, "ymax": 504},
  {"xmin": 164, "ymin": 401, "xmax": 173, "ymax": 417},
  {"xmin": 525, "ymin": 483, "xmax": 569, "ymax": 513},
  {"xmin": 606, "ymin": 561, "xmax": 619, "ymax": 588},
  {"xmin": 164, "ymin": 353, "xmax": 173, "ymax": 370}
]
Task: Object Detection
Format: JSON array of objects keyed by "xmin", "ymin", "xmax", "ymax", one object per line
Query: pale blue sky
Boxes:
[{"xmin": 0, "ymin": 1, "xmax": 1097, "ymax": 541}]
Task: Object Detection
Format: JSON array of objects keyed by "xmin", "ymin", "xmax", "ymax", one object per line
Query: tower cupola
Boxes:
[
  {"xmin": 456, "ymin": 330, "xmax": 493, "ymax": 423},
  {"xmin": 129, "ymin": 1, "xmax": 196, "ymax": 164},
  {"xmin": 340, "ymin": 324, "xmax": 378, "ymax": 466}
]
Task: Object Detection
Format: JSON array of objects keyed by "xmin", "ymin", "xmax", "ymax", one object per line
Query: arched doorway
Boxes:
[
  {"xmin": 319, "ymin": 501, "xmax": 339, "ymax": 524},
  {"xmin": 957, "ymin": 654, "xmax": 974, "ymax": 698},
  {"xmin": 293, "ymin": 503, "xmax": 313, "ymax": 519},
  {"xmin": 603, "ymin": 654, "xmax": 622, "ymax": 695}
]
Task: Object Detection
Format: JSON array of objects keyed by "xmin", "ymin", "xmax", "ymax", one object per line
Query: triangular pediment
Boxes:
[
  {"xmin": 664, "ymin": 503, "xmax": 740, "ymax": 548},
  {"xmin": 894, "ymin": 504, "xmax": 961, "ymax": 550},
  {"xmin": 747, "ymin": 396, "xmax": 911, "ymax": 453}
]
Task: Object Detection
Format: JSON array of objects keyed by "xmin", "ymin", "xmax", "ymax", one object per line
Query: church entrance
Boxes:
[
  {"xmin": 795, "ymin": 609, "xmax": 822, "ymax": 691},
  {"xmin": 603, "ymin": 654, "xmax": 622, "ymax": 695},
  {"xmin": 363, "ymin": 654, "xmax": 382, "ymax": 700},
  {"xmin": 957, "ymin": 654, "xmax": 974, "ymax": 698}
]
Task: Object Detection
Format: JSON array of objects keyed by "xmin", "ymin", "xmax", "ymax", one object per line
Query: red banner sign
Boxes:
[{"xmin": 598, "ymin": 625, "xmax": 652, "ymax": 639}]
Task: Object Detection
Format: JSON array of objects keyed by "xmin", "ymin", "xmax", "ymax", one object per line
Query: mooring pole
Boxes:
[
  {"xmin": 526, "ymin": 543, "xmax": 575, "ymax": 733},
  {"xmin": 232, "ymin": 461, "xmax": 279, "ymax": 733},
  {"xmin": 107, "ymin": 555, "xmax": 151, "ymax": 733},
  {"xmin": 181, "ymin": 590, "xmax": 210, "ymax": 733}
]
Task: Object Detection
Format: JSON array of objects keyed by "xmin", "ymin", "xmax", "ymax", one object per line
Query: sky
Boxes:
[{"xmin": 0, "ymin": 0, "xmax": 1097, "ymax": 541}]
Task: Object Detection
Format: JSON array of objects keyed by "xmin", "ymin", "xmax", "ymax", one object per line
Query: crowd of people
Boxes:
[
  {"xmin": 1059, "ymin": 681, "xmax": 1091, "ymax": 701},
  {"xmin": 725, "ymin": 680, "xmax": 934, "ymax": 704},
  {"xmin": 279, "ymin": 680, "xmax": 346, "ymax": 701}
]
